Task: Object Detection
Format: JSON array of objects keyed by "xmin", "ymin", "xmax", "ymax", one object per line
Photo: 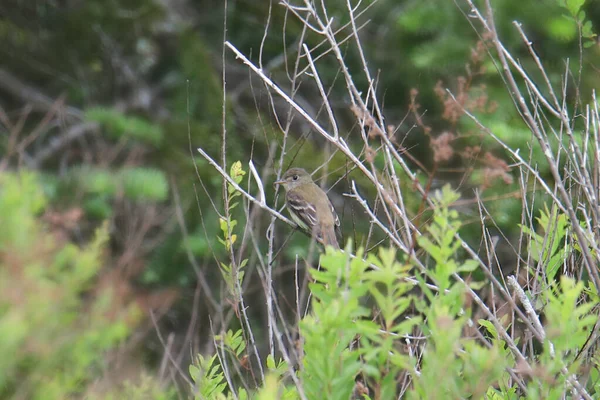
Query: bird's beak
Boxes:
[{"xmin": 273, "ymin": 179, "xmax": 285, "ymax": 186}]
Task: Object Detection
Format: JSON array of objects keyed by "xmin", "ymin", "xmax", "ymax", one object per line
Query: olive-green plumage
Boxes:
[{"xmin": 274, "ymin": 168, "xmax": 341, "ymax": 249}]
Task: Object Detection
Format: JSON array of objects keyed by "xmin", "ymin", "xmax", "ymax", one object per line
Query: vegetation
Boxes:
[{"xmin": 1, "ymin": 0, "xmax": 600, "ymax": 398}]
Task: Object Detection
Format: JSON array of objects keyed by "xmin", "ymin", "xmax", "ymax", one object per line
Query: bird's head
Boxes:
[{"xmin": 273, "ymin": 168, "xmax": 313, "ymax": 190}]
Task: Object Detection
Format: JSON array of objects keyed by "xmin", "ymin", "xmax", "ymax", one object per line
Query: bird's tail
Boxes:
[{"xmin": 321, "ymin": 226, "xmax": 340, "ymax": 249}]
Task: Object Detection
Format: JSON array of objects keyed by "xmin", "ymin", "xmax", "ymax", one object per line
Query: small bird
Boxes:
[{"xmin": 274, "ymin": 168, "xmax": 341, "ymax": 249}]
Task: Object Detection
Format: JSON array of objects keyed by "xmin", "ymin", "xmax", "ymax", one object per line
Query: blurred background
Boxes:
[{"xmin": 1, "ymin": 0, "xmax": 599, "ymax": 398}]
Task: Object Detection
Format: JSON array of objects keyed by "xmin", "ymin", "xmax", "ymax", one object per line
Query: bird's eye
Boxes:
[{"xmin": 292, "ymin": 175, "xmax": 299, "ymax": 181}]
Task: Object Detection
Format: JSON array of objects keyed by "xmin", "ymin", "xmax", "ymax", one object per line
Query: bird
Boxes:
[{"xmin": 274, "ymin": 168, "xmax": 341, "ymax": 249}]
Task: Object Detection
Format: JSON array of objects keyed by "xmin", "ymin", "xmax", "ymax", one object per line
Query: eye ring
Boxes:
[{"xmin": 292, "ymin": 174, "xmax": 299, "ymax": 181}]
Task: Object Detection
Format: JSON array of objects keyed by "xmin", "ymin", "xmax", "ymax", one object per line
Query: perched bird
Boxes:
[{"xmin": 274, "ymin": 168, "xmax": 341, "ymax": 249}]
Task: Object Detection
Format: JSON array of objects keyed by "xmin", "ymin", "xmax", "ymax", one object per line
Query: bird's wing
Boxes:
[
  {"xmin": 329, "ymin": 199, "xmax": 340, "ymax": 227},
  {"xmin": 326, "ymin": 197, "xmax": 342, "ymax": 240},
  {"xmin": 286, "ymin": 191, "xmax": 318, "ymax": 230}
]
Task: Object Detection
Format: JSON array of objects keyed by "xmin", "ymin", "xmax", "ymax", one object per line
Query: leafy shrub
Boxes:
[
  {"xmin": 0, "ymin": 171, "xmax": 172, "ymax": 399},
  {"xmin": 188, "ymin": 184, "xmax": 600, "ymax": 399}
]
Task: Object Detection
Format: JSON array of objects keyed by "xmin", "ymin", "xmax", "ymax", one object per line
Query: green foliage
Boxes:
[
  {"xmin": 189, "ymin": 354, "xmax": 228, "ymax": 399},
  {"xmin": 412, "ymin": 303, "xmax": 507, "ymax": 398},
  {"xmin": 358, "ymin": 248, "xmax": 421, "ymax": 397},
  {"xmin": 215, "ymin": 329, "xmax": 247, "ymax": 359},
  {"xmin": 85, "ymin": 107, "xmax": 163, "ymax": 145},
  {"xmin": 298, "ymin": 189, "xmax": 505, "ymax": 399},
  {"xmin": 189, "ymin": 184, "xmax": 600, "ymax": 399},
  {"xmin": 0, "ymin": 171, "xmax": 46, "ymax": 250},
  {"xmin": 410, "ymin": 186, "xmax": 506, "ymax": 399},
  {"xmin": 0, "ymin": 171, "xmax": 139, "ymax": 399},
  {"xmin": 66, "ymin": 166, "xmax": 169, "ymax": 209},
  {"xmin": 265, "ymin": 354, "xmax": 289, "ymax": 378},
  {"xmin": 417, "ymin": 185, "xmax": 478, "ymax": 291},
  {"xmin": 557, "ymin": 0, "xmax": 597, "ymax": 47},
  {"xmin": 544, "ymin": 277, "xmax": 596, "ymax": 357},
  {"xmin": 521, "ymin": 205, "xmax": 570, "ymax": 282},
  {"xmin": 189, "ymin": 353, "xmax": 248, "ymax": 400},
  {"xmin": 522, "ymin": 276, "xmax": 597, "ymax": 399},
  {"xmin": 54, "ymin": 164, "xmax": 167, "ymax": 220},
  {"xmin": 120, "ymin": 167, "xmax": 169, "ymax": 201},
  {"xmin": 79, "ymin": 167, "xmax": 118, "ymax": 196},
  {"xmin": 218, "ymin": 161, "xmax": 249, "ymax": 300},
  {"xmin": 300, "ymin": 249, "xmax": 368, "ymax": 400},
  {"xmin": 4, "ymin": 0, "xmax": 600, "ymax": 398},
  {"xmin": 255, "ymin": 375, "xmax": 289, "ymax": 400}
]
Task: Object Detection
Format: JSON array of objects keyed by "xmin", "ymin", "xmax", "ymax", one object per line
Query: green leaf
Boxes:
[
  {"xmin": 266, "ymin": 354, "xmax": 276, "ymax": 370},
  {"xmin": 564, "ymin": 0, "xmax": 585, "ymax": 17},
  {"xmin": 478, "ymin": 319, "xmax": 498, "ymax": 339},
  {"xmin": 458, "ymin": 259, "xmax": 479, "ymax": 272}
]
